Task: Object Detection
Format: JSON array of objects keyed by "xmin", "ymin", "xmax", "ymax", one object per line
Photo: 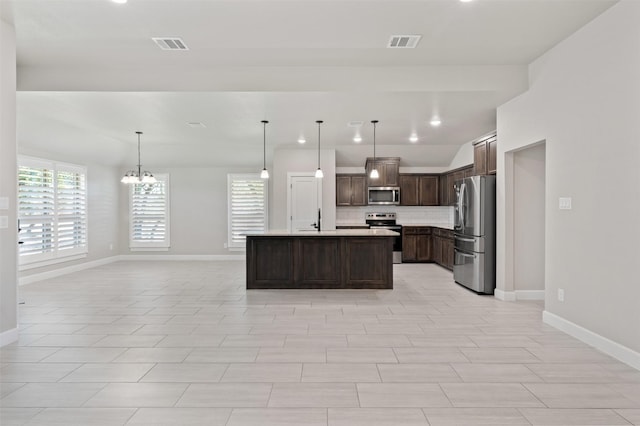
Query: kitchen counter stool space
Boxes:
[{"xmin": 245, "ymin": 229, "xmax": 398, "ymax": 289}]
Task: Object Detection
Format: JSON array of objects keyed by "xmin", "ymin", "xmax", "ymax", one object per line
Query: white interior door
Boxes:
[{"xmin": 288, "ymin": 174, "xmax": 322, "ymax": 232}]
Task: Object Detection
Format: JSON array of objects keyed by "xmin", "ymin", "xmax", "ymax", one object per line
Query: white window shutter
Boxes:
[
  {"xmin": 130, "ymin": 174, "xmax": 170, "ymax": 249},
  {"xmin": 17, "ymin": 156, "xmax": 88, "ymax": 265},
  {"xmin": 228, "ymin": 174, "xmax": 268, "ymax": 248}
]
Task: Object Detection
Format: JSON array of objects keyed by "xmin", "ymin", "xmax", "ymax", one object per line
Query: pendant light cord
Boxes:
[
  {"xmin": 372, "ymin": 120, "xmax": 378, "ymax": 161},
  {"xmin": 316, "ymin": 120, "xmax": 323, "ymax": 168},
  {"xmin": 262, "ymin": 121, "xmax": 267, "ymax": 169},
  {"xmin": 136, "ymin": 131, "xmax": 142, "ymax": 178}
]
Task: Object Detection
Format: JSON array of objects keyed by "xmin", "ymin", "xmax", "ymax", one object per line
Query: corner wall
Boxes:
[
  {"xmin": 0, "ymin": 19, "xmax": 18, "ymax": 345},
  {"xmin": 497, "ymin": 0, "xmax": 640, "ymax": 356}
]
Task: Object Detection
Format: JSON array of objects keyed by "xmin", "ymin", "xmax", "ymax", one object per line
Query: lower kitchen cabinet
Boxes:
[
  {"xmin": 402, "ymin": 227, "xmax": 432, "ymax": 262},
  {"xmin": 432, "ymin": 228, "xmax": 454, "ymax": 270},
  {"xmin": 404, "ymin": 226, "xmax": 454, "ymax": 270}
]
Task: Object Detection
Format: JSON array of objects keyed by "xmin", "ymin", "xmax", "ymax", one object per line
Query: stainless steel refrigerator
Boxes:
[{"xmin": 453, "ymin": 175, "xmax": 496, "ymax": 294}]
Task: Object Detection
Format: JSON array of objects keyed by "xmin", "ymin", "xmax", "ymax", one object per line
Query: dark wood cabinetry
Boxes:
[
  {"xmin": 366, "ymin": 157, "xmax": 400, "ymax": 187},
  {"xmin": 399, "ymin": 174, "xmax": 439, "ymax": 206},
  {"xmin": 439, "ymin": 165, "xmax": 473, "ymax": 206},
  {"xmin": 473, "ymin": 133, "xmax": 497, "ymax": 176},
  {"xmin": 246, "ymin": 234, "xmax": 394, "ymax": 289},
  {"xmin": 487, "ymin": 138, "xmax": 497, "ymax": 174},
  {"xmin": 336, "ymin": 174, "xmax": 366, "ymax": 206},
  {"xmin": 432, "ymin": 228, "xmax": 454, "ymax": 270},
  {"xmin": 402, "ymin": 227, "xmax": 432, "ymax": 262},
  {"xmin": 403, "ymin": 226, "xmax": 454, "ymax": 269}
]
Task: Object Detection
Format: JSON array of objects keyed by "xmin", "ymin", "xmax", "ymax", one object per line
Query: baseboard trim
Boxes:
[
  {"xmin": 543, "ymin": 310, "xmax": 640, "ymax": 371},
  {"xmin": 494, "ymin": 289, "xmax": 516, "ymax": 301},
  {"xmin": 19, "ymin": 256, "xmax": 120, "ymax": 286},
  {"xmin": 119, "ymin": 254, "xmax": 245, "ymax": 261},
  {"xmin": 515, "ymin": 290, "xmax": 545, "ymax": 300},
  {"xmin": 0, "ymin": 328, "xmax": 19, "ymax": 347}
]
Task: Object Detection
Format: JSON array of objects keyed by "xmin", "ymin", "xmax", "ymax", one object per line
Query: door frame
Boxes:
[{"xmin": 286, "ymin": 172, "xmax": 323, "ymax": 232}]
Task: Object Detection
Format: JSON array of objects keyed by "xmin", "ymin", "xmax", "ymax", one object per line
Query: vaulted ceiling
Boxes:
[{"xmin": 2, "ymin": 0, "xmax": 617, "ymax": 167}]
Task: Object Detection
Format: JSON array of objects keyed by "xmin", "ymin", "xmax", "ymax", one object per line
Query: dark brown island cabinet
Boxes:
[{"xmin": 246, "ymin": 230, "xmax": 397, "ymax": 289}]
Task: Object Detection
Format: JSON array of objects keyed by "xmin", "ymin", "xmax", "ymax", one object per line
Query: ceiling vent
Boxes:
[
  {"xmin": 152, "ymin": 37, "xmax": 189, "ymax": 51},
  {"xmin": 348, "ymin": 121, "xmax": 364, "ymax": 128},
  {"xmin": 186, "ymin": 122, "xmax": 206, "ymax": 128},
  {"xmin": 387, "ymin": 35, "xmax": 422, "ymax": 49}
]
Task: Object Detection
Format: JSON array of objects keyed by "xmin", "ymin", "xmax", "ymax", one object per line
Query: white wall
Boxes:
[
  {"xmin": 118, "ymin": 166, "xmax": 256, "ymax": 256},
  {"xmin": 272, "ymin": 149, "xmax": 336, "ymax": 231},
  {"xmin": 448, "ymin": 140, "xmax": 475, "ymax": 170},
  {"xmin": 513, "ymin": 143, "xmax": 545, "ymax": 292},
  {"xmin": 0, "ymin": 19, "xmax": 18, "ymax": 345},
  {"xmin": 497, "ymin": 0, "xmax": 640, "ymax": 354}
]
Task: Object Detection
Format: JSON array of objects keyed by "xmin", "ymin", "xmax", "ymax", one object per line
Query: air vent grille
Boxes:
[
  {"xmin": 387, "ymin": 35, "xmax": 422, "ymax": 49},
  {"xmin": 152, "ymin": 37, "xmax": 189, "ymax": 51},
  {"xmin": 348, "ymin": 121, "xmax": 364, "ymax": 128}
]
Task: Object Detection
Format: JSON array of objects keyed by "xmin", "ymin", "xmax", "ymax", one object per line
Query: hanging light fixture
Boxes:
[
  {"xmin": 315, "ymin": 120, "xmax": 324, "ymax": 178},
  {"xmin": 121, "ymin": 131, "xmax": 157, "ymax": 184},
  {"xmin": 370, "ymin": 120, "xmax": 379, "ymax": 179},
  {"xmin": 260, "ymin": 120, "xmax": 269, "ymax": 179}
]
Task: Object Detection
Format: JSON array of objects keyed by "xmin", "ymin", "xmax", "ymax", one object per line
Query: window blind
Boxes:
[
  {"xmin": 228, "ymin": 175, "xmax": 268, "ymax": 248},
  {"xmin": 18, "ymin": 157, "xmax": 87, "ymax": 265},
  {"xmin": 130, "ymin": 174, "xmax": 170, "ymax": 248}
]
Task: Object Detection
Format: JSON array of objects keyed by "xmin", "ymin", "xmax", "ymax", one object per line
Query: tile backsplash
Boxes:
[{"xmin": 336, "ymin": 206, "xmax": 454, "ymax": 226}]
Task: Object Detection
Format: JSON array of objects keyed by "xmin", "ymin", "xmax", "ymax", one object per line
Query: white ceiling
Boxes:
[{"xmin": 3, "ymin": 0, "xmax": 617, "ymax": 168}]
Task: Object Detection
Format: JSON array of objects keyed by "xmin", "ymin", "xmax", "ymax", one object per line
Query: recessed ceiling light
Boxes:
[
  {"xmin": 111, "ymin": 0, "xmax": 127, "ymax": 4},
  {"xmin": 298, "ymin": 137, "xmax": 306, "ymax": 144},
  {"xmin": 353, "ymin": 135, "xmax": 362, "ymax": 143},
  {"xmin": 430, "ymin": 118, "xmax": 442, "ymax": 127},
  {"xmin": 409, "ymin": 135, "xmax": 419, "ymax": 143},
  {"xmin": 460, "ymin": 0, "xmax": 473, "ymax": 3}
]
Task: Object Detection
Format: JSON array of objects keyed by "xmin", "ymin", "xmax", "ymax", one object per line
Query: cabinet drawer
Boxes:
[{"xmin": 403, "ymin": 227, "xmax": 431, "ymax": 235}]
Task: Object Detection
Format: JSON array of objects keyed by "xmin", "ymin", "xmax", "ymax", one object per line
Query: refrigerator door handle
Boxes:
[
  {"xmin": 456, "ymin": 251, "xmax": 476, "ymax": 258},
  {"xmin": 458, "ymin": 182, "xmax": 466, "ymax": 230},
  {"xmin": 454, "ymin": 236, "xmax": 475, "ymax": 243}
]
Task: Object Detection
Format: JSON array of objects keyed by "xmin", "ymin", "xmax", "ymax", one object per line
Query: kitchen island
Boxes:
[{"xmin": 246, "ymin": 229, "xmax": 398, "ymax": 289}]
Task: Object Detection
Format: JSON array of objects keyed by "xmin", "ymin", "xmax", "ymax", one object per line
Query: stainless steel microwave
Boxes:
[{"xmin": 368, "ymin": 187, "xmax": 400, "ymax": 205}]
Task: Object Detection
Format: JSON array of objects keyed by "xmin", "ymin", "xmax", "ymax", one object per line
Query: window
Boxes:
[
  {"xmin": 129, "ymin": 173, "xmax": 170, "ymax": 250},
  {"xmin": 18, "ymin": 156, "xmax": 87, "ymax": 266},
  {"xmin": 228, "ymin": 174, "xmax": 268, "ymax": 249}
]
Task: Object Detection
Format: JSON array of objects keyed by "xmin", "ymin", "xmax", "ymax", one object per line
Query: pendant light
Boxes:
[
  {"xmin": 260, "ymin": 120, "xmax": 269, "ymax": 179},
  {"xmin": 370, "ymin": 120, "xmax": 379, "ymax": 179},
  {"xmin": 121, "ymin": 131, "xmax": 156, "ymax": 184},
  {"xmin": 315, "ymin": 120, "xmax": 324, "ymax": 178}
]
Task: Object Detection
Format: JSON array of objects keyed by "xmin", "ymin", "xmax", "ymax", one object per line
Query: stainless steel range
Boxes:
[{"xmin": 366, "ymin": 212, "xmax": 402, "ymax": 264}]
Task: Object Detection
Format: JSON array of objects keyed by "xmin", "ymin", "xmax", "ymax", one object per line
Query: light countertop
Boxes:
[
  {"xmin": 401, "ymin": 223, "xmax": 455, "ymax": 230},
  {"xmin": 249, "ymin": 229, "xmax": 399, "ymax": 237},
  {"xmin": 335, "ymin": 223, "xmax": 454, "ymax": 230}
]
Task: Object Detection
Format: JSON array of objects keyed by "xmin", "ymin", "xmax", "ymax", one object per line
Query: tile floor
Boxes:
[{"xmin": 1, "ymin": 261, "xmax": 639, "ymax": 425}]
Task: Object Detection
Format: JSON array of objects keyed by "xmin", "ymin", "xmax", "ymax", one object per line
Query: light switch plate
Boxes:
[
  {"xmin": 0, "ymin": 197, "xmax": 8, "ymax": 210},
  {"xmin": 0, "ymin": 216, "xmax": 8, "ymax": 229},
  {"xmin": 559, "ymin": 197, "xmax": 572, "ymax": 210}
]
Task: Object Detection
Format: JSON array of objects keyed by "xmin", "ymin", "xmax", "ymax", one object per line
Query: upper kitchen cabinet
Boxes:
[
  {"xmin": 400, "ymin": 174, "xmax": 439, "ymax": 206},
  {"xmin": 336, "ymin": 174, "xmax": 367, "ymax": 206},
  {"xmin": 439, "ymin": 165, "xmax": 473, "ymax": 206},
  {"xmin": 473, "ymin": 133, "xmax": 497, "ymax": 175},
  {"xmin": 366, "ymin": 157, "xmax": 400, "ymax": 187}
]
